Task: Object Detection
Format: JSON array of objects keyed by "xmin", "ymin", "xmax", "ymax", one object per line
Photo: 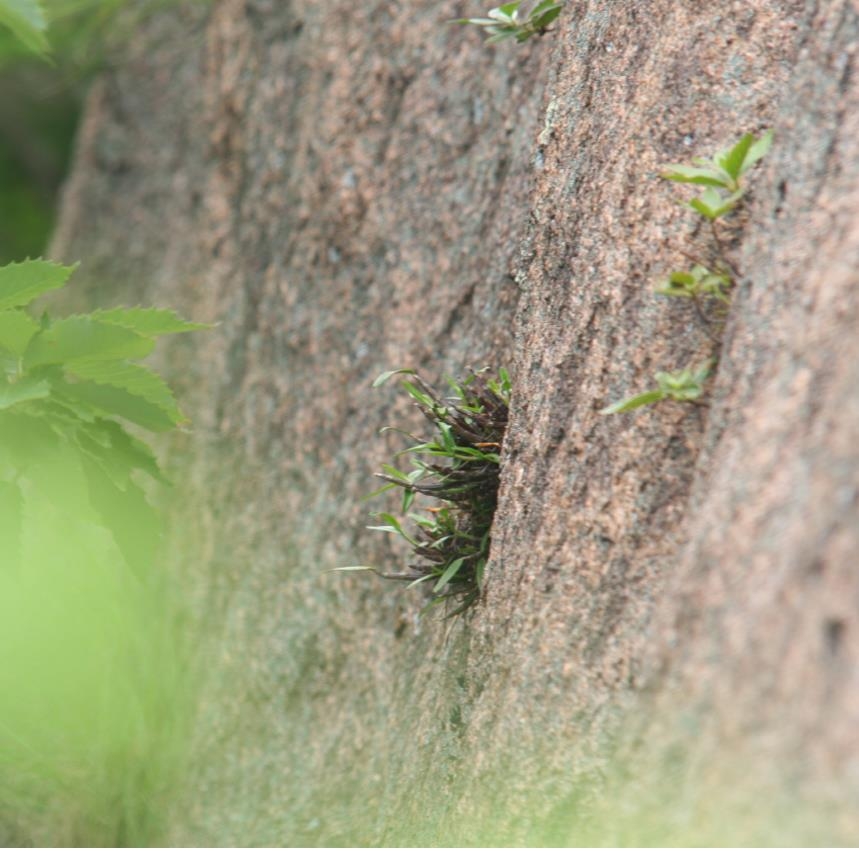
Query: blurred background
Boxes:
[
  {"xmin": 0, "ymin": 4, "xmax": 199, "ymax": 845},
  {"xmin": 0, "ymin": 0, "xmax": 177, "ymax": 262}
]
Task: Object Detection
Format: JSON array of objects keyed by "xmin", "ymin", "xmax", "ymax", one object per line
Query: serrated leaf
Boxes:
[
  {"xmin": 0, "ymin": 375, "xmax": 49, "ymax": 410},
  {"xmin": 0, "ymin": 0, "xmax": 49, "ymax": 55},
  {"xmin": 91, "ymin": 306, "xmax": 211, "ymax": 337},
  {"xmin": 0, "ymin": 259, "xmax": 74, "ymax": 311},
  {"xmin": 80, "ymin": 453, "xmax": 161, "ymax": 576},
  {"xmin": 55, "ymin": 377, "xmax": 178, "ymax": 433},
  {"xmin": 24, "ymin": 316, "xmax": 153, "ymax": 369},
  {"xmin": 65, "ymin": 359, "xmax": 185, "ymax": 426},
  {"xmin": 82, "ymin": 418, "xmax": 166, "ymax": 484},
  {"xmin": 0, "ymin": 309, "xmax": 39, "ymax": 355}
]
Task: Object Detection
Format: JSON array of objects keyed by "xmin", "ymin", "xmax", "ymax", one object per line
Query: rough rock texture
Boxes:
[{"xmin": 51, "ymin": 0, "xmax": 859, "ymax": 845}]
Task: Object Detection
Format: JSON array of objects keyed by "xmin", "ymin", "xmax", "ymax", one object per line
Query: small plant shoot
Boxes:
[
  {"xmin": 453, "ymin": 1, "xmax": 564, "ymax": 44},
  {"xmin": 662, "ymin": 129, "xmax": 773, "ymax": 220},
  {"xmin": 606, "ymin": 131, "xmax": 774, "ymax": 417},
  {"xmin": 655, "ymin": 265, "xmax": 732, "ymax": 304},
  {"xmin": 601, "ymin": 360, "xmax": 713, "ymax": 415},
  {"xmin": 338, "ymin": 368, "xmax": 510, "ymax": 616}
]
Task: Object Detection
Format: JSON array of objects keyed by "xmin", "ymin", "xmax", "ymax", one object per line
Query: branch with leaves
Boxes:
[{"xmin": 0, "ymin": 258, "xmax": 208, "ymax": 572}]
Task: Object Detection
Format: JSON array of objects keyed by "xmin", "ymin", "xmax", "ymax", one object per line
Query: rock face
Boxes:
[{"xmin": 52, "ymin": 0, "xmax": 859, "ymax": 844}]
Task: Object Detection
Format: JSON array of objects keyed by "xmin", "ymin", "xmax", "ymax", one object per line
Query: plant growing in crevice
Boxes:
[
  {"xmin": 603, "ymin": 130, "xmax": 773, "ymax": 416},
  {"xmin": 453, "ymin": 1, "xmax": 564, "ymax": 44},
  {"xmin": 338, "ymin": 367, "xmax": 510, "ymax": 616},
  {"xmin": 600, "ymin": 360, "xmax": 713, "ymax": 415}
]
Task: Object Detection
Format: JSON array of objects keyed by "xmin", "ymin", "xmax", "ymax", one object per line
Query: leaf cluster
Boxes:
[
  {"xmin": 603, "ymin": 131, "xmax": 773, "ymax": 416},
  {"xmin": 0, "ymin": 258, "xmax": 207, "ymax": 572},
  {"xmin": 600, "ymin": 360, "xmax": 713, "ymax": 415},
  {"xmin": 662, "ymin": 130, "xmax": 773, "ymax": 220},
  {"xmin": 654, "ymin": 264, "xmax": 732, "ymax": 304},
  {"xmin": 340, "ymin": 368, "xmax": 510, "ymax": 616},
  {"xmin": 453, "ymin": 1, "xmax": 564, "ymax": 44}
]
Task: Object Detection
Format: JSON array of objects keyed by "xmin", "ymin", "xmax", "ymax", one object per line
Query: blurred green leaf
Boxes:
[
  {"xmin": 0, "ymin": 258, "xmax": 74, "ymax": 310},
  {"xmin": 0, "ymin": 0, "xmax": 50, "ymax": 56}
]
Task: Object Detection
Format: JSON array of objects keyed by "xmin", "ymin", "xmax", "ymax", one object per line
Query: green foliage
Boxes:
[
  {"xmin": 0, "ymin": 258, "xmax": 207, "ymax": 568},
  {"xmin": 600, "ymin": 360, "xmax": 713, "ymax": 415},
  {"xmin": 339, "ymin": 368, "xmax": 510, "ymax": 616},
  {"xmin": 453, "ymin": 0, "xmax": 564, "ymax": 44},
  {"xmin": 604, "ymin": 131, "xmax": 773, "ymax": 417},
  {"xmin": 0, "ymin": 2, "xmax": 205, "ymax": 264},
  {"xmin": 0, "ymin": 257, "xmax": 206, "ymax": 845},
  {"xmin": 662, "ymin": 129, "xmax": 773, "ymax": 220},
  {"xmin": 0, "ymin": 0, "xmax": 48, "ymax": 55},
  {"xmin": 0, "ymin": 0, "xmax": 199, "ymax": 68},
  {"xmin": 655, "ymin": 264, "xmax": 732, "ymax": 304}
]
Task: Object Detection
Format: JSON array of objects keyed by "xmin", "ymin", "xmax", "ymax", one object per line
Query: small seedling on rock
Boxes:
[
  {"xmin": 601, "ymin": 360, "xmax": 713, "ymax": 415},
  {"xmin": 655, "ymin": 265, "xmax": 732, "ymax": 304},
  {"xmin": 662, "ymin": 129, "xmax": 773, "ymax": 220},
  {"xmin": 338, "ymin": 367, "xmax": 510, "ymax": 616},
  {"xmin": 453, "ymin": 1, "xmax": 564, "ymax": 44}
]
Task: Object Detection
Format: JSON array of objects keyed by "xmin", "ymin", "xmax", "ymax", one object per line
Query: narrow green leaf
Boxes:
[
  {"xmin": 531, "ymin": 4, "xmax": 563, "ymax": 29},
  {"xmin": 0, "ymin": 0, "xmax": 49, "ymax": 55},
  {"xmin": 372, "ymin": 368, "xmax": 415, "ymax": 388},
  {"xmin": 661, "ymin": 165, "xmax": 727, "ymax": 187},
  {"xmin": 362, "ymin": 481, "xmax": 398, "ymax": 501},
  {"xmin": 451, "ymin": 17, "xmax": 499, "ymax": 25},
  {"xmin": 433, "ymin": 556, "xmax": 466, "ymax": 593},
  {"xmin": 600, "ymin": 388, "xmax": 665, "ymax": 415},
  {"xmin": 380, "ymin": 463, "xmax": 410, "ymax": 483},
  {"xmin": 740, "ymin": 129, "xmax": 774, "ymax": 175},
  {"xmin": 496, "ymin": 2, "xmax": 521, "ymax": 17},
  {"xmin": 401, "ymin": 380, "xmax": 434, "ymax": 408},
  {"xmin": 0, "ymin": 259, "xmax": 75, "ymax": 311},
  {"xmin": 720, "ymin": 133, "xmax": 754, "ymax": 182},
  {"xmin": 330, "ymin": 565, "xmax": 378, "ymax": 572}
]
